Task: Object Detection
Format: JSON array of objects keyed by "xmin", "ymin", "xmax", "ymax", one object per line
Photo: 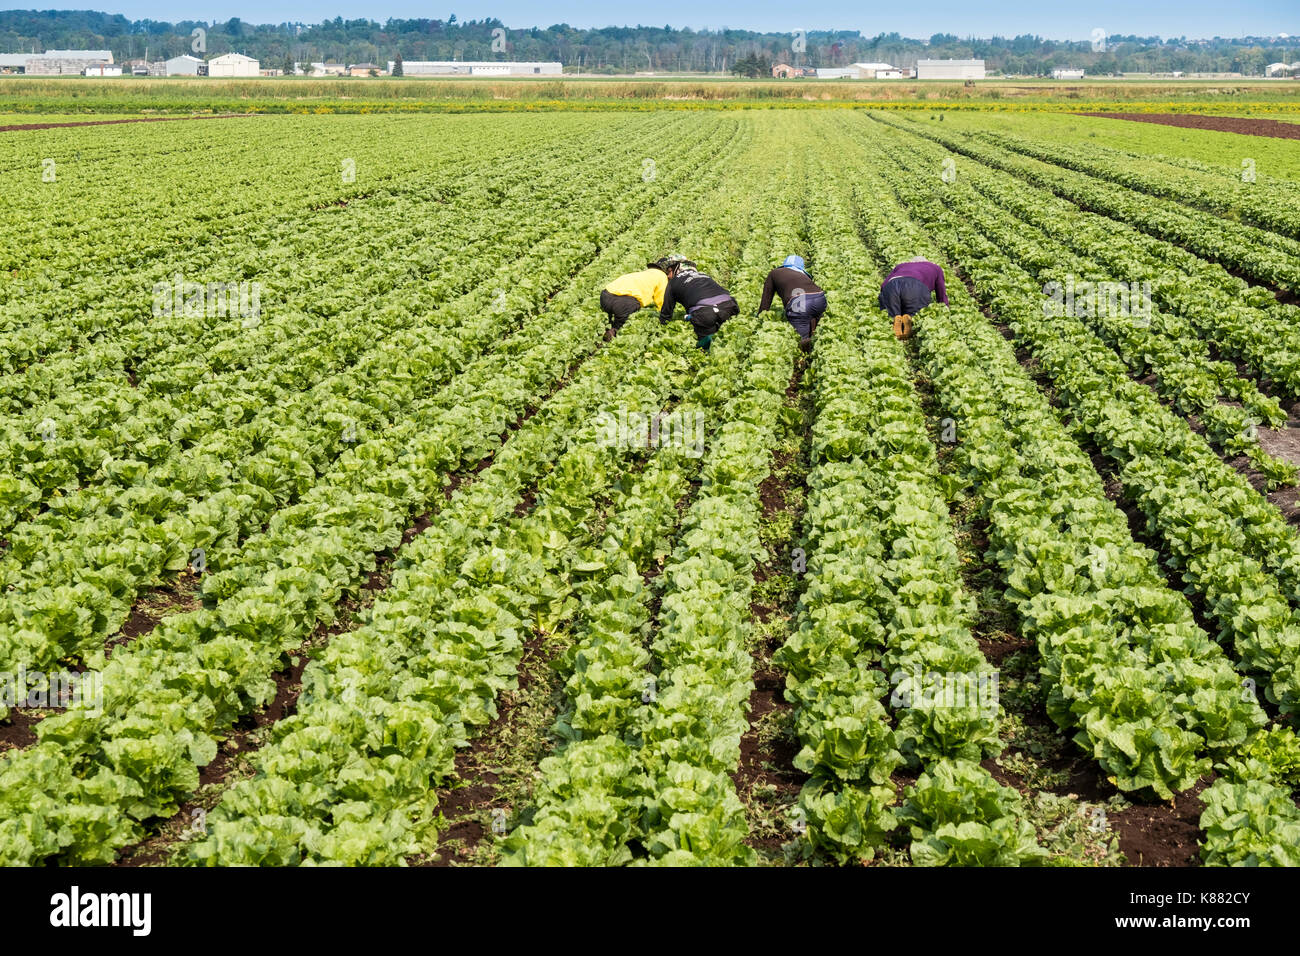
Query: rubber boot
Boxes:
[{"xmin": 893, "ymin": 314, "xmax": 913, "ymax": 339}]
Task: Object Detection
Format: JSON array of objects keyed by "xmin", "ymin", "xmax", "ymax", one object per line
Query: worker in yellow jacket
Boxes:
[{"xmin": 600, "ymin": 261, "xmax": 669, "ymax": 330}]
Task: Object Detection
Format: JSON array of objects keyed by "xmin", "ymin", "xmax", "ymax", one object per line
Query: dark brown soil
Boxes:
[
  {"xmin": 1106, "ymin": 778, "xmax": 1211, "ymax": 868},
  {"xmin": 737, "ymin": 354, "xmax": 811, "ymax": 858},
  {"xmin": 735, "ymin": 665, "xmax": 808, "ymax": 857},
  {"xmin": 1222, "ymin": 405, "xmax": 1300, "ymax": 524},
  {"xmin": 1257, "ymin": 411, "xmax": 1300, "ymax": 468},
  {"xmin": 114, "ymin": 578, "xmax": 203, "ymax": 647},
  {"xmin": 975, "ymin": 629, "xmax": 1033, "ymax": 667},
  {"xmin": 1225, "ymin": 451, "xmax": 1300, "ymax": 524},
  {"xmin": 0, "ymin": 113, "xmax": 254, "ymax": 134},
  {"xmin": 1221, "ymin": 265, "xmax": 1300, "ymax": 307},
  {"xmin": 0, "ymin": 710, "xmax": 44, "ymax": 754},
  {"xmin": 113, "ymin": 511, "xmax": 435, "ymax": 867},
  {"xmin": 114, "ymin": 644, "xmax": 312, "ymax": 867},
  {"xmin": 426, "ymin": 628, "xmax": 551, "ymax": 867},
  {"xmin": 982, "ymin": 752, "xmax": 1207, "ymax": 868},
  {"xmin": 1077, "ymin": 113, "xmax": 1300, "ymax": 140}
]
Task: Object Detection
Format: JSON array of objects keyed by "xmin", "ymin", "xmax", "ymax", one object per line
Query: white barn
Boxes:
[
  {"xmin": 166, "ymin": 54, "xmax": 203, "ymax": 76},
  {"xmin": 816, "ymin": 67, "xmax": 860, "ymax": 79},
  {"xmin": 1052, "ymin": 68, "xmax": 1086, "ymax": 80},
  {"xmin": 391, "ymin": 60, "xmax": 562, "ymax": 76},
  {"xmin": 24, "ymin": 49, "xmax": 114, "ymax": 75},
  {"xmin": 854, "ymin": 61, "xmax": 903, "ymax": 79},
  {"xmin": 815, "ymin": 62, "xmax": 902, "ymax": 80},
  {"xmin": 917, "ymin": 58, "xmax": 986, "ymax": 80},
  {"xmin": 208, "ymin": 53, "xmax": 259, "ymax": 77}
]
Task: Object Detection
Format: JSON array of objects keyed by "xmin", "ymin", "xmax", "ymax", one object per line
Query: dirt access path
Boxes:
[
  {"xmin": 1076, "ymin": 113, "xmax": 1300, "ymax": 140},
  {"xmin": 0, "ymin": 113, "xmax": 253, "ymax": 133}
]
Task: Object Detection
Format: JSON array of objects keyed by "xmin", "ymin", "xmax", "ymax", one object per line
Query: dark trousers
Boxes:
[
  {"xmin": 878, "ymin": 277, "xmax": 933, "ymax": 318},
  {"xmin": 687, "ymin": 298, "xmax": 738, "ymax": 338},
  {"xmin": 785, "ymin": 291, "xmax": 827, "ymax": 337},
  {"xmin": 600, "ymin": 290, "xmax": 642, "ymax": 328}
]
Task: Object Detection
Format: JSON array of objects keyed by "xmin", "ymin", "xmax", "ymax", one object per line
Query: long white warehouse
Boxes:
[
  {"xmin": 391, "ymin": 60, "xmax": 562, "ymax": 76},
  {"xmin": 916, "ymin": 58, "xmax": 986, "ymax": 80}
]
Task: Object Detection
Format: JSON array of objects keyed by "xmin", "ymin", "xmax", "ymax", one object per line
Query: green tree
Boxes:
[
  {"xmin": 392, "ymin": 52, "xmax": 403, "ymax": 76},
  {"xmin": 731, "ymin": 52, "xmax": 768, "ymax": 77}
]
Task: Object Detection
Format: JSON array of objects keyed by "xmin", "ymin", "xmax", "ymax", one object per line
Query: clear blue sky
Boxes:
[{"xmin": 30, "ymin": 1, "xmax": 1299, "ymax": 40}]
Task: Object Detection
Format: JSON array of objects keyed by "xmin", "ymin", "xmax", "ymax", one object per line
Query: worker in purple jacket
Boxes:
[{"xmin": 879, "ymin": 257, "xmax": 949, "ymax": 323}]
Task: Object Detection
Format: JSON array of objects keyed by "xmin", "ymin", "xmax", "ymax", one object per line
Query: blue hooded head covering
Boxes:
[{"xmin": 782, "ymin": 255, "xmax": 807, "ymax": 273}]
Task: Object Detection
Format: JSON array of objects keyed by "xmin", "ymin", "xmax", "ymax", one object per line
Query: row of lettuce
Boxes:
[
  {"xmin": 832, "ymin": 114, "xmax": 1300, "ymax": 864},
  {"xmin": 5, "ymin": 111, "xmax": 1300, "ymax": 866},
  {"xmin": 771, "ymin": 160, "xmax": 1040, "ymax": 865},
  {"xmin": 0, "ymin": 116, "xmax": 735, "ymax": 677},
  {"xmin": 187, "ymin": 124, "xmax": 789, "ymax": 865},
  {"xmin": 500, "ymin": 142, "xmax": 806, "ymax": 865},
  {"xmin": 0, "ymin": 118, "xmax": 758, "ymax": 864},
  {"xmin": 873, "ymin": 113, "xmax": 1300, "ymax": 294},
  {"xmin": 958, "ymin": 125, "xmax": 1300, "ymax": 243},
  {"xmin": 858, "ymin": 114, "xmax": 1300, "ymax": 715}
]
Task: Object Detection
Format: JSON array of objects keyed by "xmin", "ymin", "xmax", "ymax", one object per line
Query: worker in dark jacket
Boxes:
[
  {"xmin": 879, "ymin": 257, "xmax": 948, "ymax": 337},
  {"xmin": 658, "ymin": 255, "xmax": 737, "ymax": 351},
  {"xmin": 758, "ymin": 255, "xmax": 826, "ymax": 352}
]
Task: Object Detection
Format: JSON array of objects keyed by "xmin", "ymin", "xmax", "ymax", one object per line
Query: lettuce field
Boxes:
[{"xmin": 3, "ymin": 107, "xmax": 1300, "ymax": 868}]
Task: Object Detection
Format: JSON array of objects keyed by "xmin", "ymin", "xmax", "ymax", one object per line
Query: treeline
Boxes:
[{"xmin": 1, "ymin": 10, "xmax": 1298, "ymax": 74}]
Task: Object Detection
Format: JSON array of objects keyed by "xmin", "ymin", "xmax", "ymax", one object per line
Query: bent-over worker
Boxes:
[
  {"xmin": 658, "ymin": 255, "xmax": 738, "ymax": 351},
  {"xmin": 600, "ymin": 261, "xmax": 669, "ymax": 330},
  {"xmin": 758, "ymin": 255, "xmax": 826, "ymax": 352},
  {"xmin": 879, "ymin": 257, "xmax": 949, "ymax": 337}
]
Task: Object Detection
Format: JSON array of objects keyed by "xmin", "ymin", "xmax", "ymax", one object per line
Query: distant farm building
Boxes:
[
  {"xmin": 166, "ymin": 55, "xmax": 204, "ymax": 76},
  {"xmin": 82, "ymin": 63, "xmax": 122, "ymax": 77},
  {"xmin": 1052, "ymin": 68, "xmax": 1086, "ymax": 80},
  {"xmin": 348, "ymin": 63, "xmax": 383, "ymax": 76},
  {"xmin": 814, "ymin": 62, "xmax": 903, "ymax": 80},
  {"xmin": 311, "ymin": 62, "xmax": 348, "ymax": 75},
  {"xmin": 854, "ymin": 62, "xmax": 903, "ymax": 78},
  {"xmin": 22, "ymin": 49, "xmax": 115, "ymax": 75},
  {"xmin": 122, "ymin": 59, "xmax": 166, "ymax": 76},
  {"xmin": 771, "ymin": 64, "xmax": 815, "ymax": 78},
  {"xmin": 390, "ymin": 60, "xmax": 563, "ymax": 76},
  {"xmin": 207, "ymin": 53, "xmax": 259, "ymax": 77},
  {"xmin": 917, "ymin": 59, "xmax": 986, "ymax": 80}
]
